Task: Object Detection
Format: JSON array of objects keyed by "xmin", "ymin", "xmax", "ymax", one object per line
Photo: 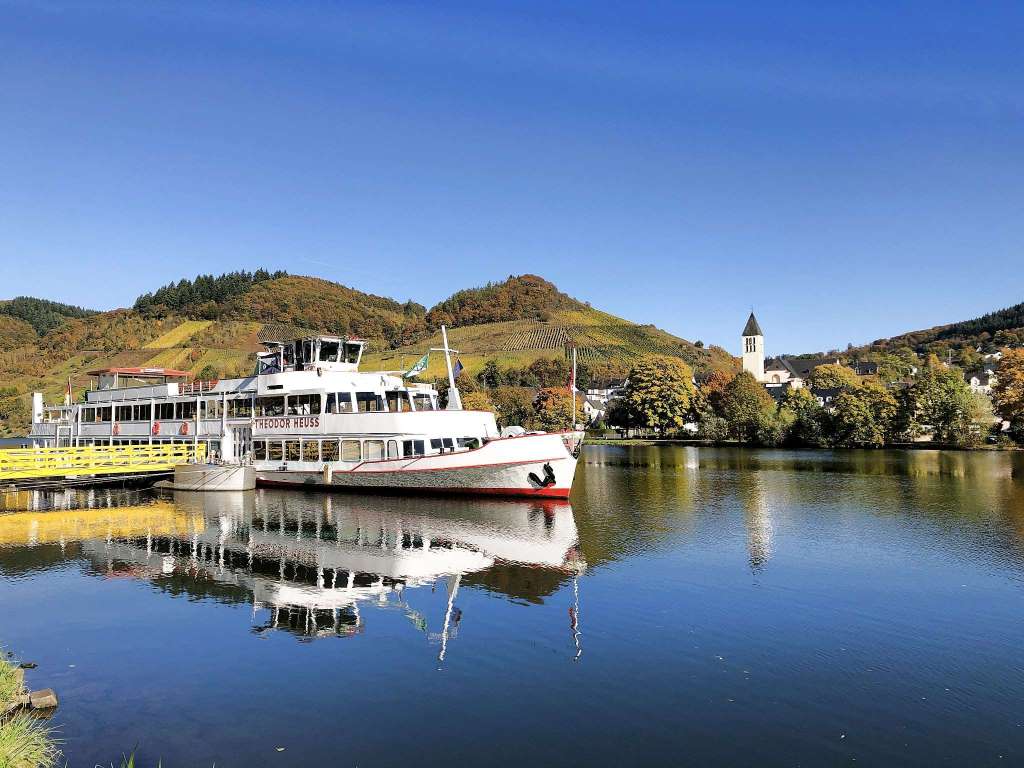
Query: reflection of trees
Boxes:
[
  {"xmin": 575, "ymin": 445, "xmax": 1024, "ymax": 577},
  {"xmin": 573, "ymin": 445, "xmax": 699, "ymax": 568}
]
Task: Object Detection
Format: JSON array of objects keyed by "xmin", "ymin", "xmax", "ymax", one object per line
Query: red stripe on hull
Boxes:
[{"xmin": 255, "ymin": 477, "xmax": 572, "ymax": 499}]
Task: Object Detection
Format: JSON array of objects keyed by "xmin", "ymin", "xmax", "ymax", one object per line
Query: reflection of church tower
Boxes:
[
  {"xmin": 741, "ymin": 312, "xmax": 764, "ymax": 382},
  {"xmin": 740, "ymin": 470, "xmax": 773, "ymax": 573}
]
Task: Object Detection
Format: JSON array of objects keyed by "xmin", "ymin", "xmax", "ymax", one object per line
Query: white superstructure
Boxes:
[{"xmin": 30, "ymin": 334, "xmax": 583, "ymax": 498}]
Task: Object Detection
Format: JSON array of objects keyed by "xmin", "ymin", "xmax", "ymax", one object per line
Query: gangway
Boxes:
[{"xmin": 0, "ymin": 444, "xmax": 207, "ymax": 483}]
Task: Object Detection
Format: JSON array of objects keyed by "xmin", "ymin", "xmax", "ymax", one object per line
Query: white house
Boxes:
[{"xmin": 966, "ymin": 369, "xmax": 997, "ymax": 395}]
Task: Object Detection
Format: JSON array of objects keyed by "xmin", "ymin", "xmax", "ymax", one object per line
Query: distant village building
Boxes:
[
  {"xmin": 583, "ymin": 380, "xmax": 627, "ymax": 425},
  {"xmin": 966, "ymin": 369, "xmax": 997, "ymax": 395},
  {"xmin": 583, "ymin": 397, "xmax": 606, "ymax": 424}
]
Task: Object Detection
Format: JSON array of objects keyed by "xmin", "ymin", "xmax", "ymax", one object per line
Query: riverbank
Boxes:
[{"xmin": 0, "ymin": 655, "xmax": 60, "ymax": 768}]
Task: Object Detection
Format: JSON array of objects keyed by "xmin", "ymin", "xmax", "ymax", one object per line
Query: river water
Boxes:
[{"xmin": 1, "ymin": 446, "xmax": 1023, "ymax": 767}]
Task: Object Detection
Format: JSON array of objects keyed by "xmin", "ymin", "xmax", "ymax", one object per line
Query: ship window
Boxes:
[
  {"xmin": 413, "ymin": 394, "xmax": 434, "ymax": 411},
  {"xmin": 365, "ymin": 440, "xmax": 385, "ymax": 461},
  {"xmin": 285, "ymin": 440, "xmax": 301, "ymax": 461},
  {"xmin": 327, "ymin": 392, "xmax": 354, "ymax": 414},
  {"xmin": 287, "ymin": 393, "xmax": 320, "ymax": 416},
  {"xmin": 430, "ymin": 438, "xmax": 443, "ymax": 452},
  {"xmin": 253, "ymin": 440, "xmax": 266, "ymax": 460},
  {"xmin": 228, "ymin": 398, "xmax": 252, "ymax": 418},
  {"xmin": 343, "ymin": 343, "xmax": 361, "ymax": 364},
  {"xmin": 403, "ymin": 439, "xmax": 425, "ymax": 457},
  {"xmin": 204, "ymin": 399, "xmax": 222, "ymax": 420},
  {"xmin": 176, "ymin": 401, "xmax": 196, "ymax": 420},
  {"xmin": 387, "ymin": 440, "xmax": 399, "ymax": 459},
  {"xmin": 257, "ymin": 396, "xmax": 285, "ymax": 417},
  {"xmin": 442, "ymin": 438, "xmax": 454, "ymax": 451},
  {"xmin": 133, "ymin": 404, "xmax": 152, "ymax": 421},
  {"xmin": 268, "ymin": 441, "xmax": 283, "ymax": 461},
  {"xmin": 386, "ymin": 392, "xmax": 410, "ymax": 412},
  {"xmin": 457, "ymin": 437, "xmax": 480, "ymax": 449},
  {"xmin": 356, "ymin": 392, "xmax": 384, "ymax": 412},
  {"xmin": 156, "ymin": 402, "xmax": 175, "ymax": 420},
  {"xmin": 321, "ymin": 440, "xmax": 339, "ymax": 461},
  {"xmin": 302, "ymin": 440, "xmax": 320, "ymax": 462},
  {"xmin": 341, "ymin": 440, "xmax": 361, "ymax": 462},
  {"xmin": 319, "ymin": 341, "xmax": 340, "ymax": 363}
]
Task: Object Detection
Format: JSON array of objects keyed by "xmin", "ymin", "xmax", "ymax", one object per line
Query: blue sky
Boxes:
[{"xmin": 1, "ymin": 1, "xmax": 1021, "ymax": 354}]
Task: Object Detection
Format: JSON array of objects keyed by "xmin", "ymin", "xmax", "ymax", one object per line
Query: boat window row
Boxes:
[
  {"xmin": 256, "ymin": 391, "xmax": 435, "ymax": 417},
  {"xmin": 253, "ymin": 438, "xmax": 405, "ymax": 463},
  {"xmin": 81, "ymin": 398, "xmax": 254, "ymax": 423},
  {"xmin": 250, "ymin": 435, "xmax": 478, "ymax": 463}
]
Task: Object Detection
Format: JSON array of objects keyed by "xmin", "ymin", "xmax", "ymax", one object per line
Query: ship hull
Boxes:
[{"xmin": 254, "ymin": 432, "xmax": 582, "ymax": 499}]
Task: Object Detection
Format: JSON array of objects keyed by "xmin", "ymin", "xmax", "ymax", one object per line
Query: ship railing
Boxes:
[
  {"xmin": 0, "ymin": 443, "xmax": 208, "ymax": 481},
  {"xmin": 178, "ymin": 379, "xmax": 219, "ymax": 395}
]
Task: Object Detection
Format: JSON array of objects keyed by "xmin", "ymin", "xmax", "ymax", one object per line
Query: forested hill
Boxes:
[
  {"xmin": 425, "ymin": 275, "xmax": 586, "ymax": 328},
  {"xmin": 857, "ymin": 301, "xmax": 1024, "ymax": 357},
  {"xmin": 0, "ymin": 297, "xmax": 97, "ymax": 336},
  {"xmin": 0, "ymin": 270, "xmax": 734, "ymax": 434}
]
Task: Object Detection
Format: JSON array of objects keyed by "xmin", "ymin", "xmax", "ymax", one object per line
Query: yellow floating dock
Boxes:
[{"xmin": 0, "ymin": 444, "xmax": 207, "ymax": 482}]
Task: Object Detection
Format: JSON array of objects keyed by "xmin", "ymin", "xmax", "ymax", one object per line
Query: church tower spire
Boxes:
[{"xmin": 741, "ymin": 312, "xmax": 765, "ymax": 381}]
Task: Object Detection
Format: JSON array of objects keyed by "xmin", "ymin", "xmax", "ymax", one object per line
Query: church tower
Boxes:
[{"xmin": 741, "ymin": 312, "xmax": 764, "ymax": 381}]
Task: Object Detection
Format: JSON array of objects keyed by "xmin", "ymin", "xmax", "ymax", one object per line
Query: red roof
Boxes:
[{"xmin": 86, "ymin": 367, "xmax": 191, "ymax": 378}]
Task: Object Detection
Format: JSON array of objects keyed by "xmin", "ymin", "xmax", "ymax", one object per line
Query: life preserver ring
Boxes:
[
  {"xmin": 152, "ymin": 421, "xmax": 161, "ymax": 435},
  {"xmin": 179, "ymin": 422, "xmax": 190, "ymax": 435},
  {"xmin": 112, "ymin": 423, "xmax": 121, "ymax": 436}
]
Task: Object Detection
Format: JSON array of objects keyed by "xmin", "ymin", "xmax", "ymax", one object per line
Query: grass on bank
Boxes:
[{"xmin": 0, "ymin": 656, "xmax": 60, "ymax": 768}]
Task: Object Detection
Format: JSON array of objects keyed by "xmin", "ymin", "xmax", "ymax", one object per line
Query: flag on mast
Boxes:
[
  {"xmin": 403, "ymin": 352, "xmax": 429, "ymax": 378},
  {"xmin": 64, "ymin": 376, "xmax": 72, "ymax": 406},
  {"xmin": 453, "ymin": 358, "xmax": 464, "ymax": 379}
]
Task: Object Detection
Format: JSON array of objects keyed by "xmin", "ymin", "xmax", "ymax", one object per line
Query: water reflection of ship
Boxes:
[{"xmin": 71, "ymin": 489, "xmax": 585, "ymax": 648}]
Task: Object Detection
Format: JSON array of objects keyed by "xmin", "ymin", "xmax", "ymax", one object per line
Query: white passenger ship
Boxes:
[{"xmin": 29, "ymin": 333, "xmax": 584, "ymax": 498}]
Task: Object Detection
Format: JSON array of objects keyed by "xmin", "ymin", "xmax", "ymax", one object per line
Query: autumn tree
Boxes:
[
  {"xmin": 808, "ymin": 363, "xmax": 860, "ymax": 391},
  {"xmin": 721, "ymin": 371, "xmax": 776, "ymax": 442},
  {"xmin": 699, "ymin": 369, "xmax": 732, "ymax": 416},
  {"xmin": 624, "ymin": 355, "xmax": 695, "ymax": 435},
  {"xmin": 461, "ymin": 390, "xmax": 496, "ymax": 413},
  {"xmin": 532, "ymin": 388, "xmax": 575, "ymax": 432},
  {"xmin": 993, "ymin": 348, "xmax": 1024, "ymax": 435}
]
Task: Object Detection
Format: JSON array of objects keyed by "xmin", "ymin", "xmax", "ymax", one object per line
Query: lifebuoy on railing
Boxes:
[
  {"xmin": 180, "ymin": 422, "xmax": 190, "ymax": 435},
  {"xmin": 152, "ymin": 421, "xmax": 161, "ymax": 435}
]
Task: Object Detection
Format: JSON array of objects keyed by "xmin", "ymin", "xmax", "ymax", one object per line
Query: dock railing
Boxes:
[{"xmin": 0, "ymin": 444, "xmax": 207, "ymax": 481}]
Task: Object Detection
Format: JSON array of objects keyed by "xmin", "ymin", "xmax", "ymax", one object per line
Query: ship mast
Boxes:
[{"xmin": 432, "ymin": 325, "xmax": 462, "ymax": 411}]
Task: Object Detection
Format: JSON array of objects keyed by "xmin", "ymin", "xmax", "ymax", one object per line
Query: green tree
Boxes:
[
  {"xmin": 908, "ymin": 362, "xmax": 975, "ymax": 444},
  {"xmin": 490, "ymin": 386, "xmax": 534, "ymax": 428},
  {"xmin": 780, "ymin": 387, "xmax": 827, "ymax": 447},
  {"xmin": 808, "ymin": 363, "xmax": 860, "ymax": 391},
  {"xmin": 831, "ymin": 383, "xmax": 899, "ymax": 447},
  {"xmin": 196, "ymin": 364, "xmax": 220, "ymax": 381},
  {"xmin": 604, "ymin": 397, "xmax": 634, "ymax": 436},
  {"xmin": 625, "ymin": 355, "xmax": 695, "ymax": 435},
  {"xmin": 476, "ymin": 360, "xmax": 503, "ymax": 389},
  {"xmin": 721, "ymin": 371, "xmax": 776, "ymax": 442}
]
